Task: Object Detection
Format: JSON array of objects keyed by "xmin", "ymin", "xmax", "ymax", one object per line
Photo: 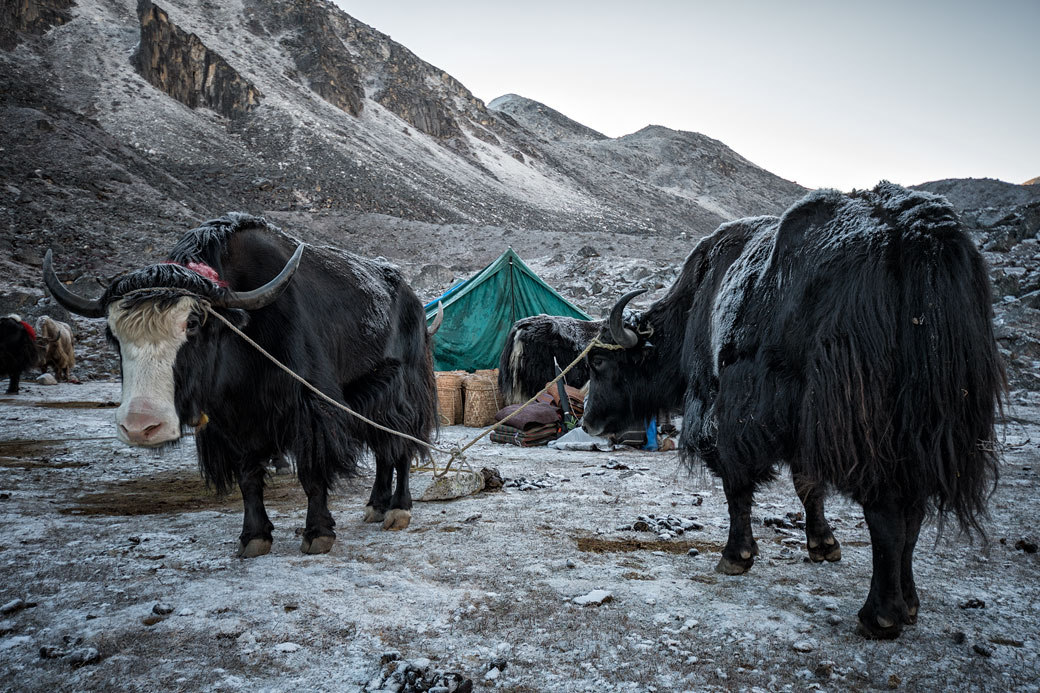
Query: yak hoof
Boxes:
[
  {"xmin": 808, "ymin": 539, "xmax": 842, "ymax": 563},
  {"xmin": 382, "ymin": 509, "xmax": 411, "ymax": 531},
  {"xmin": 715, "ymin": 555, "xmax": 752, "ymax": 575},
  {"xmin": 857, "ymin": 612, "xmax": 902, "ymax": 640},
  {"xmin": 237, "ymin": 538, "xmax": 272, "ymax": 558},
  {"xmin": 363, "ymin": 505, "xmax": 385, "ymax": 523},
  {"xmin": 905, "ymin": 605, "xmax": 918, "ymax": 625},
  {"xmin": 300, "ymin": 535, "xmax": 335, "ymax": 555}
]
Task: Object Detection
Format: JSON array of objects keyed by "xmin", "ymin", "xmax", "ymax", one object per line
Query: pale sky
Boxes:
[{"xmin": 332, "ymin": 1, "xmax": 1038, "ymax": 191}]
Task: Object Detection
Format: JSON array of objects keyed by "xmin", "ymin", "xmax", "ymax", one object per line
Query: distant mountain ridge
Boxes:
[{"xmin": 0, "ymin": 0, "xmax": 809, "ymax": 287}]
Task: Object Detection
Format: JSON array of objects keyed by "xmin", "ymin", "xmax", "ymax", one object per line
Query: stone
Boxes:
[
  {"xmin": 415, "ymin": 470, "xmax": 485, "ymax": 501},
  {"xmin": 573, "ymin": 589, "xmax": 612, "ymax": 606},
  {"xmin": 35, "ymin": 373, "xmax": 57, "ymax": 385}
]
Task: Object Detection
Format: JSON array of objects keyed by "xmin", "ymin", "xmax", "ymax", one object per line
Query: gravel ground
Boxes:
[{"xmin": 0, "ymin": 382, "xmax": 1037, "ymax": 692}]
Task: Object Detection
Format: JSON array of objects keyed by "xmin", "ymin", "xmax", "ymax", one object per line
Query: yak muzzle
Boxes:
[{"xmin": 117, "ymin": 397, "xmax": 180, "ymax": 447}]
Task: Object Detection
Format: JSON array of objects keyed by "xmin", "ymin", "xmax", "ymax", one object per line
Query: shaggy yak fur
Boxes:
[
  {"xmin": 47, "ymin": 213, "xmax": 437, "ymax": 557},
  {"xmin": 0, "ymin": 315, "xmax": 38, "ymax": 394},
  {"xmin": 34, "ymin": 316, "xmax": 75, "ymax": 381},
  {"xmin": 498, "ymin": 315, "xmax": 602, "ymax": 404},
  {"xmin": 582, "ymin": 183, "xmax": 1005, "ymax": 639}
]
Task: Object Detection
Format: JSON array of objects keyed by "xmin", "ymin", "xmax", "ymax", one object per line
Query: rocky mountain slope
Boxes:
[{"xmin": 1, "ymin": 0, "xmax": 1038, "ymax": 387}]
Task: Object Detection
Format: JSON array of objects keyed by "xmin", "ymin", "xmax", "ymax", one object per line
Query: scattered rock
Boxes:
[
  {"xmin": 66, "ymin": 647, "xmax": 100, "ymax": 667},
  {"xmin": 973, "ymin": 644, "xmax": 993, "ymax": 658},
  {"xmin": 152, "ymin": 603, "xmax": 173, "ymax": 616},
  {"xmin": 623, "ymin": 514, "xmax": 703, "ymax": 539},
  {"xmin": 480, "ymin": 467, "xmax": 503, "ymax": 491},
  {"xmin": 365, "ymin": 654, "xmax": 472, "ymax": 693},
  {"xmin": 792, "ymin": 640, "xmax": 815, "ymax": 653},
  {"xmin": 1014, "ymin": 538, "xmax": 1038, "ymax": 553},
  {"xmin": 275, "ymin": 642, "xmax": 302, "ymax": 653},
  {"xmin": 35, "ymin": 373, "xmax": 58, "ymax": 385},
  {"xmin": 764, "ymin": 512, "xmax": 805, "ymax": 530},
  {"xmin": 503, "ymin": 476, "xmax": 554, "ymax": 491},
  {"xmin": 952, "ymin": 631, "xmax": 967, "ymax": 644},
  {"xmin": 0, "ymin": 599, "xmax": 35, "ymax": 615},
  {"xmin": 573, "ymin": 589, "xmax": 613, "ymax": 606},
  {"xmin": 959, "ymin": 598, "xmax": 986, "ymax": 609}
]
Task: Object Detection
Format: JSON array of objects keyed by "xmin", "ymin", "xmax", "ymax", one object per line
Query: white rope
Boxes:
[{"xmin": 207, "ymin": 306, "xmax": 621, "ymax": 477}]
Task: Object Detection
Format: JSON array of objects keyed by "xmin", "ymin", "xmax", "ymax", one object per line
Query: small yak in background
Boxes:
[
  {"xmin": 34, "ymin": 316, "xmax": 75, "ymax": 382},
  {"xmin": 0, "ymin": 314, "xmax": 38, "ymax": 394},
  {"xmin": 45, "ymin": 213, "xmax": 437, "ymax": 557},
  {"xmin": 498, "ymin": 314, "xmax": 602, "ymax": 404},
  {"xmin": 582, "ymin": 183, "xmax": 1004, "ymax": 639}
]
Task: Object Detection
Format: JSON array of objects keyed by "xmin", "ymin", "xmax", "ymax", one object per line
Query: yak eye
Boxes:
[
  {"xmin": 186, "ymin": 315, "xmax": 201, "ymax": 337},
  {"xmin": 590, "ymin": 355, "xmax": 607, "ymax": 370}
]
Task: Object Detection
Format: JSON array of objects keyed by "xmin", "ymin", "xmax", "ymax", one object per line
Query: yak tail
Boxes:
[{"xmin": 800, "ymin": 203, "xmax": 1005, "ymax": 537}]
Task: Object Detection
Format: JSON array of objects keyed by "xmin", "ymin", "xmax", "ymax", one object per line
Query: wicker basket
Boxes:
[
  {"xmin": 474, "ymin": 368, "xmax": 504, "ymax": 410},
  {"xmin": 462, "ymin": 375, "xmax": 499, "ymax": 427},
  {"xmin": 435, "ymin": 372, "xmax": 464, "ymax": 425}
]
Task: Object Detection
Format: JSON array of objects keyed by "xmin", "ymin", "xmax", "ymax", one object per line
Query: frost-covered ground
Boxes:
[{"xmin": 0, "ymin": 382, "xmax": 1038, "ymax": 692}]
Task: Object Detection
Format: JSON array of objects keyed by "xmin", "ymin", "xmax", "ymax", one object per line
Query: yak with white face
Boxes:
[
  {"xmin": 45, "ymin": 213, "xmax": 437, "ymax": 558},
  {"xmin": 583, "ymin": 183, "xmax": 1005, "ymax": 639}
]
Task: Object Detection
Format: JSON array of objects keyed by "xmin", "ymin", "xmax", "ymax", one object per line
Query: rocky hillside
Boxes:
[
  {"xmin": 0, "ymin": 0, "xmax": 805, "ymax": 289},
  {"xmin": 1, "ymin": 0, "xmax": 1037, "ymax": 387}
]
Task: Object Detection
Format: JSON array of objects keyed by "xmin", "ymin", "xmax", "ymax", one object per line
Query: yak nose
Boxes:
[{"xmin": 118, "ymin": 398, "xmax": 179, "ymax": 446}]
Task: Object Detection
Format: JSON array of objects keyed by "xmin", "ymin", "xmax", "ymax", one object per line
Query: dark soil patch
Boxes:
[
  {"xmin": 0, "ymin": 439, "xmax": 87, "ymax": 468},
  {"xmin": 0, "ymin": 439, "xmax": 68, "ymax": 457},
  {"xmin": 61, "ymin": 469, "xmax": 308, "ymax": 516},
  {"xmin": 574, "ymin": 535, "xmax": 726, "ymax": 555},
  {"xmin": 31, "ymin": 400, "xmax": 118, "ymax": 409},
  {"xmin": 0, "ymin": 457, "xmax": 88, "ymax": 469}
]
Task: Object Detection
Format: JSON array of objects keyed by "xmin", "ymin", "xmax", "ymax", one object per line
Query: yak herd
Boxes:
[
  {"xmin": 0, "ymin": 314, "xmax": 75, "ymax": 394},
  {"xmin": 9, "ymin": 183, "xmax": 1003, "ymax": 640}
]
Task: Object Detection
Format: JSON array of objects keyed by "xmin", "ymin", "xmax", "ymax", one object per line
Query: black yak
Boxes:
[
  {"xmin": 582, "ymin": 183, "xmax": 1004, "ymax": 639},
  {"xmin": 44, "ymin": 213, "xmax": 437, "ymax": 557},
  {"xmin": 498, "ymin": 314, "xmax": 601, "ymax": 404},
  {"xmin": 0, "ymin": 314, "xmax": 38, "ymax": 394}
]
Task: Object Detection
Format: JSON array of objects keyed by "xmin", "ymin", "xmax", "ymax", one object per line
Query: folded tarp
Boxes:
[{"xmin": 489, "ymin": 422, "xmax": 561, "ymax": 447}]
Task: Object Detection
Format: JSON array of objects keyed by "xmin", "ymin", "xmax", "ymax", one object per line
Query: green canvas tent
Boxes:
[{"xmin": 424, "ymin": 248, "xmax": 591, "ymax": 372}]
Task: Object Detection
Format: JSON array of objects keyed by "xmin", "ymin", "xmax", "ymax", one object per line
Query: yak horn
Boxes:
[
  {"xmin": 43, "ymin": 250, "xmax": 106, "ymax": 318},
  {"xmin": 215, "ymin": 244, "xmax": 304, "ymax": 311},
  {"xmin": 428, "ymin": 301, "xmax": 444, "ymax": 337},
  {"xmin": 608, "ymin": 289, "xmax": 646, "ymax": 349}
]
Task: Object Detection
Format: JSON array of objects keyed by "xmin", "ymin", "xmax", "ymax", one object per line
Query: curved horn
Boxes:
[
  {"xmin": 428, "ymin": 301, "xmax": 444, "ymax": 337},
  {"xmin": 216, "ymin": 244, "xmax": 304, "ymax": 311},
  {"xmin": 608, "ymin": 289, "xmax": 647, "ymax": 349},
  {"xmin": 43, "ymin": 250, "xmax": 106, "ymax": 318}
]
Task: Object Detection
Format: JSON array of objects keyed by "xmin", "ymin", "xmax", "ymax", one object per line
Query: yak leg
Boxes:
[
  {"xmin": 299, "ymin": 474, "xmax": 336, "ymax": 555},
  {"xmin": 363, "ymin": 453, "xmax": 394, "ymax": 525},
  {"xmin": 236, "ymin": 460, "xmax": 274, "ymax": 558},
  {"xmin": 5, "ymin": 371, "xmax": 20, "ymax": 394},
  {"xmin": 900, "ymin": 501, "xmax": 926, "ymax": 625},
  {"xmin": 792, "ymin": 470, "xmax": 841, "ymax": 563},
  {"xmin": 716, "ymin": 474, "xmax": 759, "ymax": 575},
  {"xmin": 382, "ymin": 448, "xmax": 412, "ymax": 531},
  {"xmin": 857, "ymin": 498, "xmax": 909, "ymax": 639}
]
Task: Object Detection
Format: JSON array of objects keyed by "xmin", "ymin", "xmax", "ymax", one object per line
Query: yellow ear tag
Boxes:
[{"xmin": 195, "ymin": 412, "xmax": 209, "ymax": 430}]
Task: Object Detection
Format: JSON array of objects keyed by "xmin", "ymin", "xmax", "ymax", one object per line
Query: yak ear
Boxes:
[
  {"xmin": 637, "ymin": 341, "xmax": 655, "ymax": 363},
  {"xmin": 211, "ymin": 308, "xmax": 250, "ymax": 330}
]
